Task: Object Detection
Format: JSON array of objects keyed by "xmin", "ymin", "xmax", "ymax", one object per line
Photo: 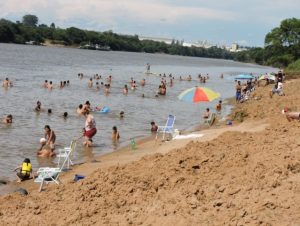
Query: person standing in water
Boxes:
[
  {"xmin": 146, "ymin": 63, "xmax": 151, "ymax": 74},
  {"xmin": 112, "ymin": 126, "xmax": 120, "ymax": 141},
  {"xmin": 82, "ymin": 113, "xmax": 97, "ymax": 147},
  {"xmin": 44, "ymin": 125, "xmax": 56, "ymax": 151}
]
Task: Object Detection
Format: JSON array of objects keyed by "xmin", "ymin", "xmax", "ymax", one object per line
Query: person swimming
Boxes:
[
  {"xmin": 42, "ymin": 80, "xmax": 48, "ymax": 88},
  {"xmin": 77, "ymin": 104, "xmax": 85, "ymax": 115},
  {"xmin": 35, "ymin": 101, "xmax": 42, "ymax": 112},
  {"xmin": 2, "ymin": 77, "xmax": 12, "ymax": 87},
  {"xmin": 123, "ymin": 85, "xmax": 128, "ymax": 95},
  {"xmin": 48, "ymin": 81, "xmax": 53, "ymax": 90},
  {"xmin": 2, "ymin": 114, "xmax": 12, "ymax": 124}
]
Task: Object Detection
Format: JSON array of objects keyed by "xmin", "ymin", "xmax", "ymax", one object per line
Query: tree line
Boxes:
[
  {"xmin": 0, "ymin": 15, "xmax": 299, "ymax": 70},
  {"xmin": 0, "ymin": 14, "xmax": 232, "ymax": 60},
  {"xmin": 234, "ymin": 18, "xmax": 300, "ymax": 71}
]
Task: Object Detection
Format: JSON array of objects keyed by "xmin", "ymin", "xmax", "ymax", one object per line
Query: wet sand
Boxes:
[{"xmin": 0, "ymin": 78, "xmax": 300, "ymax": 225}]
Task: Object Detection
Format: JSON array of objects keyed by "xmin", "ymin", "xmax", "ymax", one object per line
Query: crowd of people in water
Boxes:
[{"xmin": 6, "ymin": 64, "xmax": 289, "ymax": 183}]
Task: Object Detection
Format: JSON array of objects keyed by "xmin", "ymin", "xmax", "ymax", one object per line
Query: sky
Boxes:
[{"xmin": 0, "ymin": 0, "xmax": 299, "ymax": 47}]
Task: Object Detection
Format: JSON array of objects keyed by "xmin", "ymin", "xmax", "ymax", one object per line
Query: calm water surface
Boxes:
[{"xmin": 0, "ymin": 43, "xmax": 274, "ymax": 180}]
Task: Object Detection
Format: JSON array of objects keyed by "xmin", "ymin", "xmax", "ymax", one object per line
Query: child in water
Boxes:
[{"xmin": 112, "ymin": 126, "xmax": 120, "ymax": 141}]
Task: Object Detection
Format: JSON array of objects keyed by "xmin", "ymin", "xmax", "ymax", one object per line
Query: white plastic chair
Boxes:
[
  {"xmin": 34, "ymin": 167, "xmax": 61, "ymax": 192},
  {"xmin": 34, "ymin": 140, "xmax": 77, "ymax": 192},
  {"xmin": 156, "ymin": 115, "xmax": 176, "ymax": 140},
  {"xmin": 57, "ymin": 140, "xmax": 76, "ymax": 170}
]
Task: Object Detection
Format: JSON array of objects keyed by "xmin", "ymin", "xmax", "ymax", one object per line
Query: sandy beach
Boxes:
[{"xmin": 0, "ymin": 77, "xmax": 300, "ymax": 225}]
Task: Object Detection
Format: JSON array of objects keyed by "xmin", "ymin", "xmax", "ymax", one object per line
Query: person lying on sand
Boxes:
[{"xmin": 282, "ymin": 107, "xmax": 300, "ymax": 122}]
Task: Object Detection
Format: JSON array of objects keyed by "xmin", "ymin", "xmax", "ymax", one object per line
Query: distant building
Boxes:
[
  {"xmin": 229, "ymin": 43, "xmax": 247, "ymax": 52},
  {"xmin": 230, "ymin": 43, "xmax": 239, "ymax": 52},
  {"xmin": 138, "ymin": 36, "xmax": 174, "ymax": 45}
]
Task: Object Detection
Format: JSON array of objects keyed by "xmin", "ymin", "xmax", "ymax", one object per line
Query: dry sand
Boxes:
[{"xmin": 0, "ymin": 78, "xmax": 299, "ymax": 225}]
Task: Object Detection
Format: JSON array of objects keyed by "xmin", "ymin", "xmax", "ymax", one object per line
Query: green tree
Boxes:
[
  {"xmin": 0, "ymin": 23, "xmax": 15, "ymax": 42},
  {"xmin": 22, "ymin": 14, "xmax": 39, "ymax": 27},
  {"xmin": 66, "ymin": 27, "xmax": 86, "ymax": 44},
  {"xmin": 265, "ymin": 18, "xmax": 300, "ymax": 66}
]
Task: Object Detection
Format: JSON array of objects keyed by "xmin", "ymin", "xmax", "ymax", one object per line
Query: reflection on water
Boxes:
[{"xmin": 0, "ymin": 43, "xmax": 274, "ymax": 179}]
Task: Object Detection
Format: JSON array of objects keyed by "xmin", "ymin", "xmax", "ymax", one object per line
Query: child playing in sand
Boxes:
[
  {"xmin": 112, "ymin": 126, "xmax": 120, "ymax": 141},
  {"xmin": 14, "ymin": 158, "xmax": 33, "ymax": 182}
]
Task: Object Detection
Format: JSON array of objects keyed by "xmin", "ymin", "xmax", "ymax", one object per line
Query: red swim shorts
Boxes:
[{"xmin": 84, "ymin": 128, "xmax": 97, "ymax": 138}]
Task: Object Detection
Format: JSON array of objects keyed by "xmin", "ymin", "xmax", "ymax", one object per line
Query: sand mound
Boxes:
[{"xmin": 0, "ymin": 80, "xmax": 300, "ymax": 225}]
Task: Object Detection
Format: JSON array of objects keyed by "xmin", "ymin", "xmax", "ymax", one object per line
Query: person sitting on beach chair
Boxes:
[
  {"xmin": 14, "ymin": 158, "xmax": 33, "ymax": 183},
  {"xmin": 282, "ymin": 107, "xmax": 300, "ymax": 122}
]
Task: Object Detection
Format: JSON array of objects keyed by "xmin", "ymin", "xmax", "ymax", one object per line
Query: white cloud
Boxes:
[{"xmin": 0, "ymin": 0, "xmax": 236, "ymax": 25}]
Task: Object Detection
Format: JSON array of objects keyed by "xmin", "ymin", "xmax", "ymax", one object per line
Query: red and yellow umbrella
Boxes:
[{"xmin": 178, "ymin": 87, "xmax": 220, "ymax": 103}]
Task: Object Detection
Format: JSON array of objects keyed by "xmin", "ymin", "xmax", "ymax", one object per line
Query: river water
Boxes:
[{"xmin": 0, "ymin": 43, "xmax": 274, "ymax": 180}]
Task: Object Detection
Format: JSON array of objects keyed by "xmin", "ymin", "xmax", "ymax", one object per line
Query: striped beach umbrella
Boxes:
[
  {"xmin": 178, "ymin": 87, "xmax": 220, "ymax": 103},
  {"xmin": 258, "ymin": 74, "xmax": 275, "ymax": 81}
]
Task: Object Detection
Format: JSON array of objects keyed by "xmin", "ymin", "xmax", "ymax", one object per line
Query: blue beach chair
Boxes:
[{"xmin": 156, "ymin": 115, "xmax": 176, "ymax": 140}]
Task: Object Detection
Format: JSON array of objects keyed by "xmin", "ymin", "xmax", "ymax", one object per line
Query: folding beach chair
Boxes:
[
  {"xmin": 34, "ymin": 167, "xmax": 61, "ymax": 192},
  {"xmin": 34, "ymin": 140, "xmax": 77, "ymax": 192},
  {"xmin": 204, "ymin": 113, "xmax": 216, "ymax": 127},
  {"xmin": 156, "ymin": 115, "xmax": 176, "ymax": 140},
  {"xmin": 57, "ymin": 140, "xmax": 77, "ymax": 170}
]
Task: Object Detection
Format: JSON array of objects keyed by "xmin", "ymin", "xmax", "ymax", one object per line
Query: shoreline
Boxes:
[
  {"xmin": 0, "ymin": 103, "xmax": 232, "ymax": 195},
  {"xmin": 1, "ymin": 77, "xmax": 300, "ymax": 225}
]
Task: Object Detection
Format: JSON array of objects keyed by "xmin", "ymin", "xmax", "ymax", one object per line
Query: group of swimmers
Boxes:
[{"xmin": 42, "ymin": 80, "xmax": 70, "ymax": 90}]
